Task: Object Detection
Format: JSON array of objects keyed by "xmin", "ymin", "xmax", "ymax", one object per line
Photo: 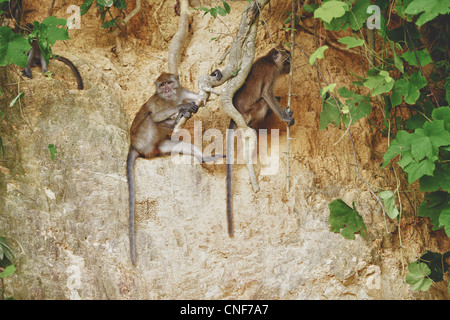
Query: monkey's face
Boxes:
[
  {"xmin": 156, "ymin": 78, "xmax": 179, "ymax": 101},
  {"xmin": 273, "ymin": 48, "xmax": 291, "ymax": 74},
  {"xmin": 155, "ymin": 73, "xmax": 181, "ymax": 101}
]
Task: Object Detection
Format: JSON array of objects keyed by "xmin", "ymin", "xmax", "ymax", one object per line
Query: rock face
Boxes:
[
  {"xmin": 0, "ymin": 1, "xmax": 448, "ymax": 300},
  {"xmin": 0, "ymin": 77, "xmax": 442, "ymax": 300}
]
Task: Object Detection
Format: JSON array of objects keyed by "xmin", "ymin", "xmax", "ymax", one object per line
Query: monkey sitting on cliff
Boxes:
[
  {"xmin": 225, "ymin": 47, "xmax": 295, "ymax": 237},
  {"xmin": 127, "ymin": 71, "xmax": 222, "ymax": 265},
  {"xmin": 21, "ymin": 23, "xmax": 84, "ymax": 90}
]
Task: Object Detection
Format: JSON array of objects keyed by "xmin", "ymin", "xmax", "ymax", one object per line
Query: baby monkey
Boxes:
[
  {"xmin": 23, "ymin": 39, "xmax": 84, "ymax": 90},
  {"xmin": 21, "ymin": 23, "xmax": 84, "ymax": 90},
  {"xmin": 127, "ymin": 72, "xmax": 221, "ymax": 264}
]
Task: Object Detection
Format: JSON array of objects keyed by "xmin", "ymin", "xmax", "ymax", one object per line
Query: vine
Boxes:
[{"xmin": 309, "ymin": 0, "xmax": 450, "ymax": 294}]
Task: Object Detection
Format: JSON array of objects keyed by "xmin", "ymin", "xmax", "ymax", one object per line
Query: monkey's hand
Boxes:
[
  {"xmin": 210, "ymin": 69, "xmax": 223, "ymax": 81},
  {"xmin": 179, "ymin": 102, "xmax": 199, "ymax": 118},
  {"xmin": 284, "ymin": 107, "xmax": 295, "ymax": 126}
]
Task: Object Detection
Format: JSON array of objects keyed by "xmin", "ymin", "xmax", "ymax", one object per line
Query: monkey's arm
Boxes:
[
  {"xmin": 179, "ymin": 90, "xmax": 198, "ymax": 104},
  {"xmin": 153, "ymin": 102, "xmax": 198, "ymax": 123},
  {"xmin": 262, "ymin": 89, "xmax": 295, "ymax": 126},
  {"xmin": 152, "ymin": 106, "xmax": 181, "ymax": 123}
]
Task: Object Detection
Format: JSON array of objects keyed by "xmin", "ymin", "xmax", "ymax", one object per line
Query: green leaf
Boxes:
[
  {"xmin": 338, "ymin": 87, "xmax": 371, "ymax": 126},
  {"xmin": 390, "ymin": 79, "xmax": 408, "ymax": 107},
  {"xmin": 309, "ymin": 45, "xmax": 328, "ymax": 65},
  {"xmin": 418, "ymin": 191, "xmax": 449, "ymax": 231},
  {"xmin": 338, "ymin": 36, "xmax": 364, "ymax": 49},
  {"xmin": 395, "ymin": 0, "xmax": 415, "ymax": 19},
  {"xmin": 222, "ymin": 1, "xmax": 231, "ymax": 14},
  {"xmin": 416, "ymin": 120, "xmax": 450, "ymax": 158},
  {"xmin": 432, "ymin": 106, "xmax": 450, "ymax": 132},
  {"xmin": 314, "ymin": 1, "xmax": 349, "ymax": 24},
  {"xmin": 0, "ymin": 26, "xmax": 31, "ymax": 67},
  {"xmin": 420, "ymin": 163, "xmax": 450, "ymax": 192},
  {"xmin": 382, "ymin": 130, "xmax": 413, "ymax": 167},
  {"xmin": 364, "ymin": 72, "xmax": 395, "ymax": 96},
  {"xmin": 48, "ymin": 144, "xmax": 57, "ymax": 160},
  {"xmin": 379, "ymin": 191, "xmax": 399, "ymax": 219},
  {"xmin": 80, "ymin": 0, "xmax": 94, "ymax": 15},
  {"xmin": 320, "ymin": 83, "xmax": 336, "ymax": 98},
  {"xmin": 445, "ymin": 78, "xmax": 450, "ymax": 106},
  {"xmin": 322, "ymin": 0, "xmax": 371, "ymax": 31},
  {"xmin": 41, "ymin": 16, "xmax": 70, "ymax": 44},
  {"xmin": 393, "ymin": 51, "xmax": 405, "ymax": 74},
  {"xmin": 405, "ymin": 262, "xmax": 433, "ymax": 291},
  {"xmin": 9, "ymin": 92, "xmax": 24, "ymax": 108},
  {"xmin": 403, "ymin": 158, "xmax": 435, "ymax": 184},
  {"xmin": 390, "ymin": 41, "xmax": 404, "ymax": 73},
  {"xmin": 0, "ymin": 264, "xmax": 16, "ymax": 278},
  {"xmin": 404, "ymin": 0, "xmax": 450, "ymax": 28},
  {"xmin": 319, "ymin": 97, "xmax": 341, "ymax": 130},
  {"xmin": 328, "ymin": 199, "xmax": 367, "ymax": 240},
  {"xmin": 402, "ymin": 49, "xmax": 433, "ymax": 67},
  {"xmin": 391, "ymin": 72, "xmax": 428, "ymax": 106},
  {"xmin": 0, "ymin": 236, "xmax": 13, "ymax": 262},
  {"xmin": 209, "ymin": 7, "xmax": 217, "ymax": 18},
  {"xmin": 349, "ymin": 0, "xmax": 372, "ymax": 30},
  {"xmin": 114, "ymin": 0, "xmax": 127, "ymax": 10},
  {"xmin": 217, "ymin": 6, "xmax": 227, "ymax": 16},
  {"xmin": 101, "ymin": 19, "xmax": 118, "ymax": 29},
  {"xmin": 97, "ymin": 0, "xmax": 114, "ymax": 7},
  {"xmin": 439, "ymin": 206, "xmax": 450, "ymax": 237}
]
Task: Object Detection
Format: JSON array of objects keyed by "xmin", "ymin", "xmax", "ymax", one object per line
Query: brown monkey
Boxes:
[
  {"xmin": 22, "ymin": 38, "xmax": 84, "ymax": 90},
  {"xmin": 127, "ymin": 72, "xmax": 221, "ymax": 264},
  {"xmin": 226, "ymin": 47, "xmax": 294, "ymax": 237}
]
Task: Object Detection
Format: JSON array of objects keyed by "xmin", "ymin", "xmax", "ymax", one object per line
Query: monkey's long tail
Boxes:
[
  {"xmin": 53, "ymin": 55, "xmax": 84, "ymax": 90},
  {"xmin": 226, "ymin": 120, "xmax": 237, "ymax": 238},
  {"xmin": 127, "ymin": 148, "xmax": 139, "ymax": 265}
]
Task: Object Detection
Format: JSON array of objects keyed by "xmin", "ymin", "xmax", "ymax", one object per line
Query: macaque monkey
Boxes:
[
  {"xmin": 22, "ymin": 38, "xmax": 84, "ymax": 90},
  {"xmin": 226, "ymin": 47, "xmax": 294, "ymax": 237},
  {"xmin": 127, "ymin": 72, "xmax": 221, "ymax": 265}
]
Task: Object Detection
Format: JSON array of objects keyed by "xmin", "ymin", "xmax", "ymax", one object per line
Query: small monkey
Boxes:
[
  {"xmin": 22, "ymin": 38, "xmax": 84, "ymax": 90},
  {"xmin": 127, "ymin": 72, "xmax": 221, "ymax": 264},
  {"xmin": 226, "ymin": 47, "xmax": 294, "ymax": 237}
]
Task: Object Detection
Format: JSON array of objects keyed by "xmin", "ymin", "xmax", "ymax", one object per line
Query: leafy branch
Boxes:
[{"xmin": 310, "ymin": 0, "xmax": 450, "ymax": 294}]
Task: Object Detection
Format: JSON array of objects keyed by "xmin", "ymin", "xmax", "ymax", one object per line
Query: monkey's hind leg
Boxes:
[{"xmin": 22, "ymin": 46, "xmax": 35, "ymax": 78}]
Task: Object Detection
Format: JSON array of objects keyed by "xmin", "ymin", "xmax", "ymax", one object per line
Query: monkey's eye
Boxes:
[{"xmin": 160, "ymin": 81, "xmax": 173, "ymax": 87}]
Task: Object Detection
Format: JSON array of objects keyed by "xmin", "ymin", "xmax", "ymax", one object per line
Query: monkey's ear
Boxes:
[{"xmin": 173, "ymin": 74, "xmax": 180, "ymax": 82}]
